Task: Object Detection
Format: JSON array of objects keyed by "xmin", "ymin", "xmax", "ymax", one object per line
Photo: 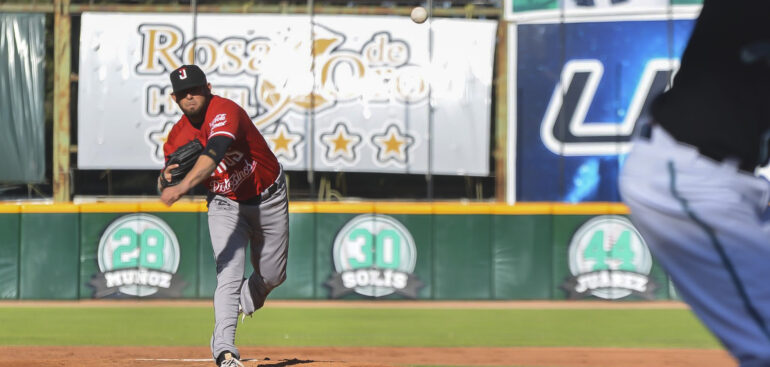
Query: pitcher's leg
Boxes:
[
  {"xmin": 208, "ymin": 197, "xmax": 249, "ymax": 360},
  {"xmin": 622, "ymin": 159, "xmax": 770, "ymax": 366},
  {"xmin": 240, "ymin": 178, "xmax": 289, "ymax": 316}
]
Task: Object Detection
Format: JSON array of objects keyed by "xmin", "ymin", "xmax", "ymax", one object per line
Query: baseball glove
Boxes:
[{"xmin": 160, "ymin": 139, "xmax": 204, "ymax": 189}]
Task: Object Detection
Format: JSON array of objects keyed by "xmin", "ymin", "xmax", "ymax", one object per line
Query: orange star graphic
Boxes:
[
  {"xmin": 332, "ymin": 132, "xmax": 352, "ymax": 152},
  {"xmin": 271, "ymin": 130, "xmax": 291, "ymax": 152},
  {"xmin": 383, "ymin": 133, "xmax": 403, "ymax": 153}
]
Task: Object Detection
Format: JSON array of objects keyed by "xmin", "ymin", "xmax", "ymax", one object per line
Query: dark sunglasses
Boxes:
[{"xmin": 174, "ymin": 85, "xmax": 208, "ymax": 99}]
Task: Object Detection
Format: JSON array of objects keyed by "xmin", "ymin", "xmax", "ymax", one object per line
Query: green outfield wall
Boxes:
[{"xmin": 0, "ymin": 202, "xmax": 673, "ymax": 301}]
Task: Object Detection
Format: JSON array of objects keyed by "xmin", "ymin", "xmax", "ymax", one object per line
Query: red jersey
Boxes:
[{"xmin": 163, "ymin": 95, "xmax": 280, "ymax": 201}]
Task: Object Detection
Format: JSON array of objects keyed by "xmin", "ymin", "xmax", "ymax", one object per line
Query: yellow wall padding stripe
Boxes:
[
  {"xmin": 288, "ymin": 202, "xmax": 316, "ymax": 213},
  {"xmin": 312, "ymin": 202, "xmax": 376, "ymax": 214},
  {"xmin": 79, "ymin": 203, "xmax": 140, "ymax": 213},
  {"xmin": 138, "ymin": 202, "xmax": 205, "ymax": 213},
  {"xmin": 19, "ymin": 203, "xmax": 80, "ymax": 213},
  {"xmin": 0, "ymin": 201, "xmax": 631, "ymax": 215},
  {"xmin": 491, "ymin": 203, "xmax": 554, "ymax": 215},
  {"xmin": 374, "ymin": 202, "xmax": 433, "ymax": 214},
  {"xmin": 0, "ymin": 205, "xmax": 21, "ymax": 213},
  {"xmin": 551, "ymin": 202, "xmax": 630, "ymax": 215},
  {"xmin": 431, "ymin": 202, "xmax": 493, "ymax": 214}
]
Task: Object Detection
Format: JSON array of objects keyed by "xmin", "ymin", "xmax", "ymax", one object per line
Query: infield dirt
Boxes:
[{"xmin": 0, "ymin": 346, "xmax": 735, "ymax": 367}]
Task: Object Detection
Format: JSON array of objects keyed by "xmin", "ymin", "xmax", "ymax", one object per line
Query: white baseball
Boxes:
[{"xmin": 411, "ymin": 6, "xmax": 428, "ymax": 24}]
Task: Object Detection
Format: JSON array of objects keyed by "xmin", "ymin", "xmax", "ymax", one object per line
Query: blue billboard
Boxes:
[{"xmin": 516, "ymin": 19, "xmax": 695, "ymax": 202}]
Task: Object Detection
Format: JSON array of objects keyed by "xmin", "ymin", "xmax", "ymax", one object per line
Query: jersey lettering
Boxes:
[
  {"xmin": 215, "ymin": 150, "xmax": 244, "ymax": 174},
  {"xmin": 211, "ymin": 113, "xmax": 227, "ymax": 129},
  {"xmin": 222, "ymin": 150, "xmax": 244, "ymax": 166},
  {"xmin": 209, "ymin": 159, "xmax": 257, "ymax": 193}
]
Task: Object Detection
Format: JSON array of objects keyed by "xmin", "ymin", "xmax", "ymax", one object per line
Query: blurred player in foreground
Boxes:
[{"xmin": 620, "ymin": 1, "xmax": 770, "ymax": 365}]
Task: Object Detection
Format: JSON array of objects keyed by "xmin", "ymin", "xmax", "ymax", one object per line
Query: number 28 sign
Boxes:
[{"xmin": 91, "ymin": 214, "xmax": 184, "ymax": 298}]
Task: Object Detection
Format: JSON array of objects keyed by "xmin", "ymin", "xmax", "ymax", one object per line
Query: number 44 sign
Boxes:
[
  {"xmin": 561, "ymin": 215, "xmax": 657, "ymax": 300},
  {"xmin": 89, "ymin": 214, "xmax": 186, "ymax": 298}
]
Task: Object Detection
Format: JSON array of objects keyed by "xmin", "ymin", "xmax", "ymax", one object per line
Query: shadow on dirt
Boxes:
[{"xmin": 257, "ymin": 358, "xmax": 317, "ymax": 366}]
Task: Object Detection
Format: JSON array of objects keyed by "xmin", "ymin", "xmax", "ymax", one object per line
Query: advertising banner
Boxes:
[
  {"xmin": 77, "ymin": 13, "xmax": 496, "ymax": 176},
  {"xmin": 513, "ymin": 18, "xmax": 695, "ymax": 202},
  {"xmin": 505, "ymin": 0, "xmax": 702, "ymax": 20}
]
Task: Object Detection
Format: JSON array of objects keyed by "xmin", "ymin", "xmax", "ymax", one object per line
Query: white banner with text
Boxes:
[{"xmin": 77, "ymin": 13, "xmax": 496, "ymax": 175}]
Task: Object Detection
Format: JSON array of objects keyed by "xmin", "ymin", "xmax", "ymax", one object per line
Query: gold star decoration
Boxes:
[
  {"xmin": 332, "ymin": 132, "xmax": 352, "ymax": 153},
  {"xmin": 383, "ymin": 134, "xmax": 403, "ymax": 153},
  {"xmin": 146, "ymin": 120, "xmax": 177, "ymax": 164},
  {"xmin": 371, "ymin": 124, "xmax": 415, "ymax": 165},
  {"xmin": 320, "ymin": 122, "xmax": 362, "ymax": 163},
  {"xmin": 264, "ymin": 122, "xmax": 303, "ymax": 163},
  {"xmin": 273, "ymin": 131, "xmax": 291, "ymax": 151}
]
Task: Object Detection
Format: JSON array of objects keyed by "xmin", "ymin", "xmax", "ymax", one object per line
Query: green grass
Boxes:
[{"xmin": 0, "ymin": 306, "xmax": 720, "ymax": 349}]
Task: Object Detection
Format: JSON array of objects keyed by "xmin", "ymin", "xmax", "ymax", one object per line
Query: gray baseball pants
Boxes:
[
  {"xmin": 207, "ymin": 170, "xmax": 289, "ymax": 361},
  {"xmin": 620, "ymin": 125, "xmax": 770, "ymax": 366}
]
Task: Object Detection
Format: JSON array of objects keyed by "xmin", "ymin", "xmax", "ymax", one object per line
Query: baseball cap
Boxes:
[{"xmin": 169, "ymin": 64, "xmax": 207, "ymax": 94}]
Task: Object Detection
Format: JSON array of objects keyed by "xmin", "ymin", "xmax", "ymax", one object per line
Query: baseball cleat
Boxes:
[{"xmin": 218, "ymin": 352, "xmax": 244, "ymax": 367}]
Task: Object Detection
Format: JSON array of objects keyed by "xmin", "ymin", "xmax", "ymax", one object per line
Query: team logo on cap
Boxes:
[
  {"xmin": 562, "ymin": 215, "xmax": 657, "ymax": 300},
  {"xmin": 89, "ymin": 214, "xmax": 186, "ymax": 298},
  {"xmin": 325, "ymin": 214, "xmax": 423, "ymax": 298},
  {"xmin": 178, "ymin": 68, "xmax": 187, "ymax": 79}
]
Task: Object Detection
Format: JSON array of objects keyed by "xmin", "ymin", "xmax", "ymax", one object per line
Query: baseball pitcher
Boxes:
[{"xmin": 159, "ymin": 64, "xmax": 289, "ymax": 367}]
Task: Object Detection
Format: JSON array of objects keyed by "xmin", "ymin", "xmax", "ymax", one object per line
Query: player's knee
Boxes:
[
  {"xmin": 215, "ymin": 277, "xmax": 242, "ymax": 294},
  {"xmin": 263, "ymin": 271, "xmax": 286, "ymax": 291}
]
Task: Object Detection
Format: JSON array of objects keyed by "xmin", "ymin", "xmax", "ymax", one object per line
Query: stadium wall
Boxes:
[{"xmin": 0, "ymin": 202, "xmax": 674, "ymax": 301}]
